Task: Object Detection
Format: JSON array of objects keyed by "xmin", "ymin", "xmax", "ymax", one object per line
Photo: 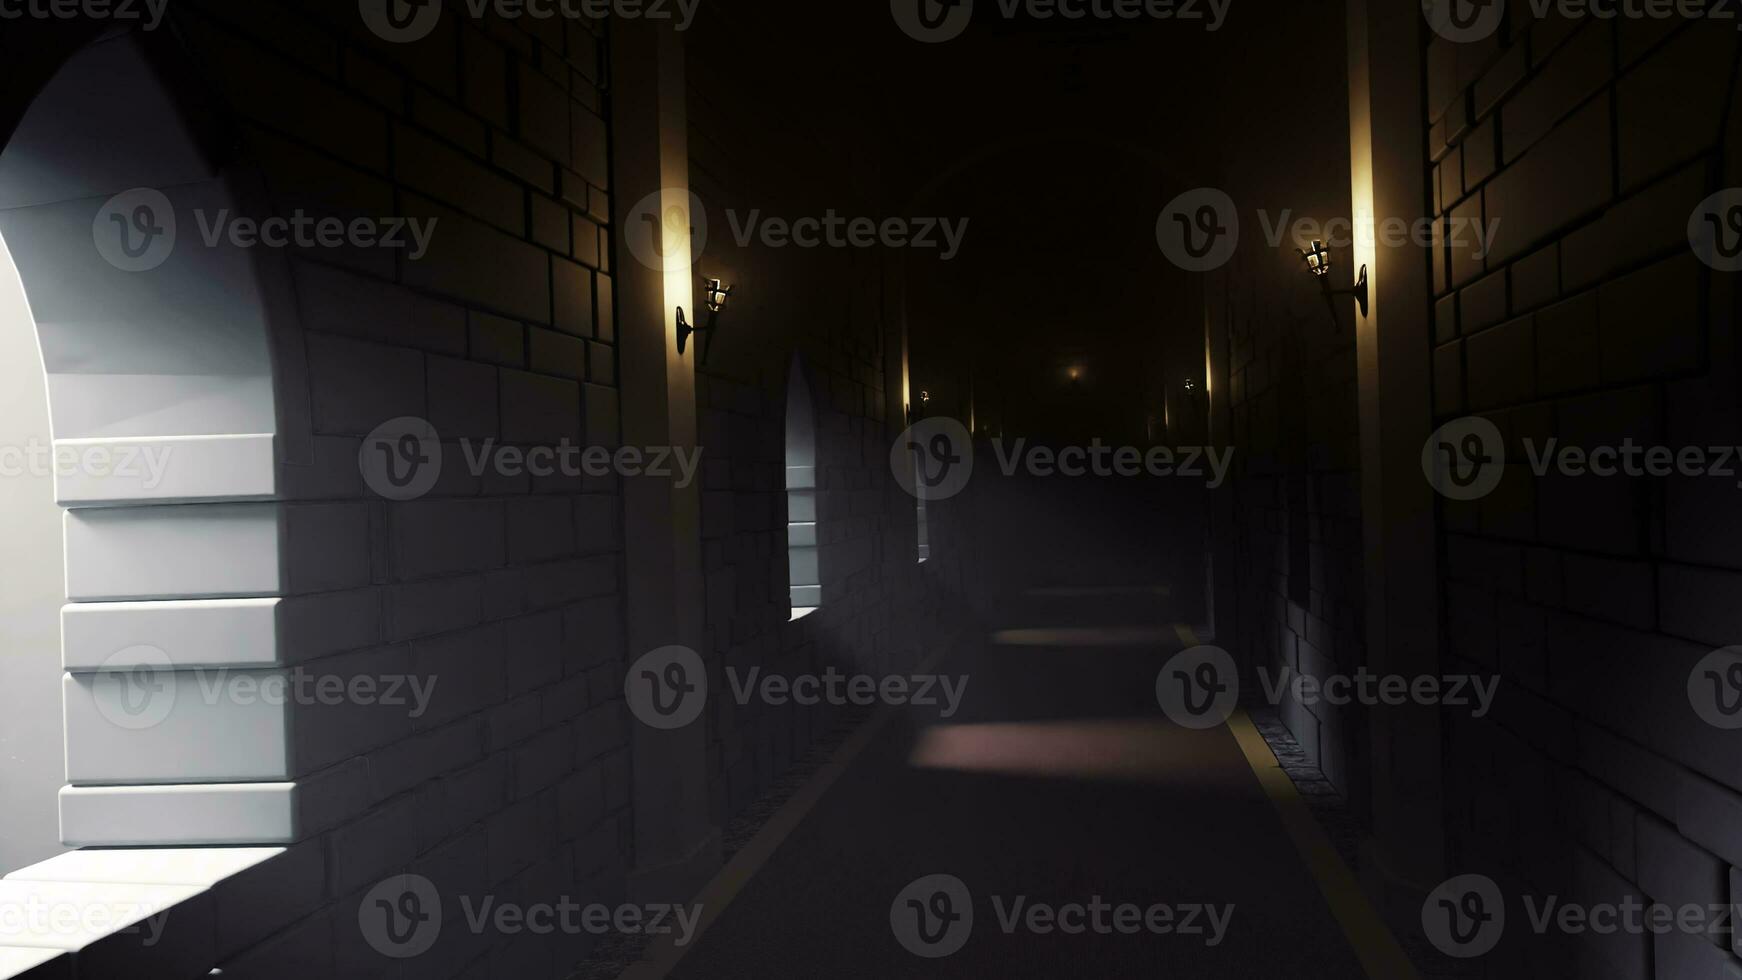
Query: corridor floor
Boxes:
[{"xmin": 645, "ymin": 576, "xmax": 1381, "ymax": 978}]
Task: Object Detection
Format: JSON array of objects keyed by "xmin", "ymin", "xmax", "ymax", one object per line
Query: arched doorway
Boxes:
[{"xmin": 0, "ymin": 27, "xmax": 293, "ymax": 855}]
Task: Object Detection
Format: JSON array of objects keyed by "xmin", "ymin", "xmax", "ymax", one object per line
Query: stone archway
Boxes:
[{"xmin": 0, "ymin": 27, "xmax": 308, "ymax": 849}]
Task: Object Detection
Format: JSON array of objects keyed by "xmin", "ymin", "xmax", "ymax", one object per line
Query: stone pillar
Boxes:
[
  {"xmin": 610, "ymin": 16, "xmax": 721, "ymax": 905},
  {"xmin": 1346, "ymin": 0, "xmax": 1446, "ymax": 915}
]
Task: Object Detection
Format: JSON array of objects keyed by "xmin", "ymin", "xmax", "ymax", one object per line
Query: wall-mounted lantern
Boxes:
[
  {"xmin": 676, "ymin": 277, "xmax": 734, "ymax": 362},
  {"xmin": 1297, "ymin": 240, "xmax": 1369, "ymax": 318},
  {"xmin": 908, "ymin": 390, "xmax": 932, "ymax": 424}
]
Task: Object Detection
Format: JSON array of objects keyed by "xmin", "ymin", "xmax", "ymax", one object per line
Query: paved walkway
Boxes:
[{"xmin": 643, "ymin": 544, "xmax": 1383, "ymax": 977}]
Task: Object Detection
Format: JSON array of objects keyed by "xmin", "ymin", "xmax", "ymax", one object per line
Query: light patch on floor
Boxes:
[
  {"xmin": 989, "ymin": 627, "xmax": 1172, "ymax": 647},
  {"xmin": 908, "ymin": 719, "xmax": 1253, "ymax": 785},
  {"xmin": 1021, "ymin": 585, "xmax": 1171, "ymax": 598}
]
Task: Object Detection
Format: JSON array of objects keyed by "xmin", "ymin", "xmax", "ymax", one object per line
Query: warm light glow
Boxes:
[
  {"xmin": 703, "ymin": 277, "xmax": 733, "ymax": 313},
  {"xmin": 910, "ymin": 720, "xmax": 1257, "ymax": 785},
  {"xmin": 662, "ymin": 197, "xmax": 695, "ymax": 361}
]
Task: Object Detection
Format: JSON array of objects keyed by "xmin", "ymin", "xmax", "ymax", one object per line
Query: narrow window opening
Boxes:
[{"xmin": 786, "ymin": 355, "xmax": 821, "ymax": 619}]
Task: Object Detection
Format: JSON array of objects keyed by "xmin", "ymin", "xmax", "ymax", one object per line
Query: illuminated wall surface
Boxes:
[{"xmin": 0, "ymin": 232, "xmax": 65, "ymax": 875}]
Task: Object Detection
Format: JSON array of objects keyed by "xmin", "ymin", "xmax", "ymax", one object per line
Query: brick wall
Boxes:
[
  {"xmin": 683, "ymin": 3, "xmax": 975, "ymax": 824},
  {"xmin": 137, "ymin": 2, "xmax": 629, "ymax": 975},
  {"xmin": 1426, "ymin": 10, "xmax": 1742, "ymax": 977},
  {"xmin": 1219, "ymin": 257, "xmax": 1369, "ymax": 801},
  {"xmin": 1204, "ymin": 5, "xmax": 1369, "ymax": 804}
]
